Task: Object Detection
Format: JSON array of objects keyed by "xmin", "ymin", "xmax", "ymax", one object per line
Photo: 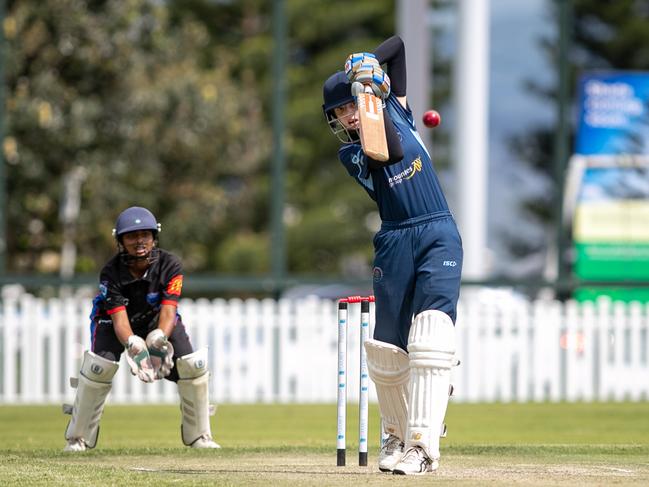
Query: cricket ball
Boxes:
[{"xmin": 422, "ymin": 109, "xmax": 441, "ymax": 128}]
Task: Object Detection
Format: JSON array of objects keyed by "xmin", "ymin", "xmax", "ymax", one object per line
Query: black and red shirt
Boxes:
[{"xmin": 90, "ymin": 249, "xmax": 184, "ymax": 332}]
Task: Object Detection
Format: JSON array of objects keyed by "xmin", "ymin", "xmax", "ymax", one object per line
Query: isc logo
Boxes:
[{"xmin": 443, "ymin": 260, "xmax": 457, "ymax": 267}]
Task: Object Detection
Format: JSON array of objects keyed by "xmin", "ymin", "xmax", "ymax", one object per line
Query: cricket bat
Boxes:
[{"xmin": 351, "ymin": 82, "xmax": 389, "ymax": 162}]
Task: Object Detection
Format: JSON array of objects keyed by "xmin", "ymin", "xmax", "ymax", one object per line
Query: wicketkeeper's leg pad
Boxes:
[
  {"xmin": 176, "ymin": 348, "xmax": 216, "ymax": 446},
  {"xmin": 365, "ymin": 338, "xmax": 409, "ymax": 441},
  {"xmin": 64, "ymin": 351, "xmax": 119, "ymax": 449},
  {"xmin": 405, "ymin": 310, "xmax": 456, "ymax": 460}
]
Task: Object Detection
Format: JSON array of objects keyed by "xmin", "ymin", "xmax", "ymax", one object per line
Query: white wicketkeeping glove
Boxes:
[
  {"xmin": 146, "ymin": 329, "xmax": 174, "ymax": 380},
  {"xmin": 125, "ymin": 335, "xmax": 156, "ymax": 383}
]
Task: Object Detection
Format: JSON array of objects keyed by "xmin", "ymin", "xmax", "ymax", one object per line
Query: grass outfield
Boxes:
[{"xmin": 1, "ymin": 402, "xmax": 648, "ymax": 486}]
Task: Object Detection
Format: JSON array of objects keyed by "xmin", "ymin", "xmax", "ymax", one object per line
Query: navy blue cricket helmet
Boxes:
[
  {"xmin": 322, "ymin": 71, "xmax": 354, "ymax": 116},
  {"xmin": 322, "ymin": 71, "xmax": 358, "ymax": 143},
  {"xmin": 113, "ymin": 206, "xmax": 161, "ymax": 239}
]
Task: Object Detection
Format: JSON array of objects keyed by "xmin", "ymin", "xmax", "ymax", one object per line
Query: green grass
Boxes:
[{"xmin": 1, "ymin": 402, "xmax": 649, "ymax": 486}]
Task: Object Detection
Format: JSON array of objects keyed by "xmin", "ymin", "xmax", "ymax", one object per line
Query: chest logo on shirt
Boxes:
[
  {"xmin": 166, "ymin": 275, "xmax": 183, "ymax": 296},
  {"xmin": 404, "ymin": 157, "xmax": 422, "ymax": 179},
  {"xmin": 387, "ymin": 156, "xmax": 423, "ymax": 188}
]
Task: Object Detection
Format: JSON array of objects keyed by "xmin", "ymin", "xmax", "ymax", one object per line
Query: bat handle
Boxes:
[
  {"xmin": 351, "ymin": 82, "xmax": 375, "ymax": 98},
  {"xmin": 351, "ymin": 81, "xmax": 364, "ymax": 97}
]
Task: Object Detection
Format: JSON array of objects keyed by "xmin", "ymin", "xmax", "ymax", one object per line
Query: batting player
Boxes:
[
  {"xmin": 63, "ymin": 206, "xmax": 219, "ymax": 451},
  {"xmin": 323, "ymin": 36, "xmax": 463, "ymax": 474}
]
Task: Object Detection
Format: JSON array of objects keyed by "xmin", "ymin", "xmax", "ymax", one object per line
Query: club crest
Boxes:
[{"xmin": 373, "ymin": 266, "xmax": 383, "ymax": 282}]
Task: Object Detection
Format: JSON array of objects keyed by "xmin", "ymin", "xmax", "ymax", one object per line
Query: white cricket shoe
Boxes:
[
  {"xmin": 392, "ymin": 446, "xmax": 439, "ymax": 475},
  {"xmin": 63, "ymin": 438, "xmax": 87, "ymax": 452},
  {"xmin": 191, "ymin": 434, "xmax": 221, "ymax": 449},
  {"xmin": 378, "ymin": 434, "xmax": 405, "ymax": 472}
]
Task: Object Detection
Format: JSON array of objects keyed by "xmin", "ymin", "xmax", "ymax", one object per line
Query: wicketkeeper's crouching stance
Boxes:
[{"xmin": 63, "ymin": 206, "xmax": 219, "ymax": 451}]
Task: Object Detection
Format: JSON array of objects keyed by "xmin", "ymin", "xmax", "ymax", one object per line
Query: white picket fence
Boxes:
[{"xmin": 1, "ymin": 293, "xmax": 648, "ymax": 405}]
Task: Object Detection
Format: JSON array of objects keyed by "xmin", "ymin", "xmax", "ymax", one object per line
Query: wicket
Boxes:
[{"xmin": 336, "ymin": 295, "xmax": 374, "ymax": 467}]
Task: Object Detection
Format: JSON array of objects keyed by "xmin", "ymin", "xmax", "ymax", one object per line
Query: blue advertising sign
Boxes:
[{"xmin": 576, "ymin": 72, "xmax": 649, "ymax": 155}]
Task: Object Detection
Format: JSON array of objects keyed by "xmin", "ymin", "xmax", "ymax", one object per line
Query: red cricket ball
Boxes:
[{"xmin": 422, "ymin": 109, "xmax": 441, "ymax": 128}]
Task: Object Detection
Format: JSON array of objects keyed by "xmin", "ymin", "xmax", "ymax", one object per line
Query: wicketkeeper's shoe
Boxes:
[
  {"xmin": 190, "ymin": 434, "xmax": 221, "ymax": 449},
  {"xmin": 378, "ymin": 434, "xmax": 405, "ymax": 472},
  {"xmin": 63, "ymin": 438, "xmax": 87, "ymax": 452},
  {"xmin": 392, "ymin": 446, "xmax": 439, "ymax": 475}
]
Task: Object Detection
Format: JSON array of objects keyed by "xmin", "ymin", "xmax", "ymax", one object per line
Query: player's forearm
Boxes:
[
  {"xmin": 156, "ymin": 304, "xmax": 177, "ymax": 338},
  {"xmin": 111, "ymin": 310, "xmax": 134, "ymax": 346},
  {"xmin": 373, "ymin": 36, "xmax": 407, "ymax": 97},
  {"xmin": 383, "ymin": 109, "xmax": 404, "ymax": 163}
]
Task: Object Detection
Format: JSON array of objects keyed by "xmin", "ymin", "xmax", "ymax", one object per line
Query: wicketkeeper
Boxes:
[
  {"xmin": 63, "ymin": 206, "xmax": 220, "ymax": 451},
  {"xmin": 323, "ymin": 36, "xmax": 463, "ymax": 475}
]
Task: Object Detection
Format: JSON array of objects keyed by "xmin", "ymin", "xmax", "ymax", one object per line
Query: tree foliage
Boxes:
[
  {"xmin": 5, "ymin": 0, "xmax": 269, "ymax": 274},
  {"xmin": 169, "ymin": 0, "xmax": 398, "ymax": 277},
  {"xmin": 4, "ymin": 0, "xmax": 450, "ymax": 282}
]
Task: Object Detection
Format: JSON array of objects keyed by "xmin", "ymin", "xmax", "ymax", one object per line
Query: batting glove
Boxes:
[
  {"xmin": 126, "ymin": 335, "xmax": 156, "ymax": 383},
  {"xmin": 146, "ymin": 329, "xmax": 174, "ymax": 379},
  {"xmin": 352, "ymin": 64, "xmax": 391, "ymax": 100},
  {"xmin": 344, "ymin": 52, "xmax": 380, "ymax": 80}
]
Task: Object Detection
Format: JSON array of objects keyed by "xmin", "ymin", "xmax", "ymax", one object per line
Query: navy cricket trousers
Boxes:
[{"xmin": 371, "ymin": 211, "xmax": 463, "ymax": 352}]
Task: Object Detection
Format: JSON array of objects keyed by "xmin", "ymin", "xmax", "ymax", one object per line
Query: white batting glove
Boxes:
[
  {"xmin": 125, "ymin": 335, "xmax": 156, "ymax": 383},
  {"xmin": 146, "ymin": 329, "xmax": 174, "ymax": 379}
]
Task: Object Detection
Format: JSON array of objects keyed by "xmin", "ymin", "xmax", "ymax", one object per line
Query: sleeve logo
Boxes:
[{"xmin": 166, "ymin": 275, "xmax": 183, "ymax": 296}]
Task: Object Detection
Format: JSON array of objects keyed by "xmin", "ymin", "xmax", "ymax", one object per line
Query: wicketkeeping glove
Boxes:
[
  {"xmin": 146, "ymin": 329, "xmax": 174, "ymax": 380},
  {"xmin": 125, "ymin": 335, "xmax": 156, "ymax": 383}
]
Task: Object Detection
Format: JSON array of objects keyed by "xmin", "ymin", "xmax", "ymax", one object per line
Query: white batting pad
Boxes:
[
  {"xmin": 405, "ymin": 310, "xmax": 455, "ymax": 460},
  {"xmin": 176, "ymin": 348, "xmax": 214, "ymax": 446},
  {"xmin": 64, "ymin": 351, "xmax": 119, "ymax": 448},
  {"xmin": 364, "ymin": 338, "xmax": 409, "ymax": 440}
]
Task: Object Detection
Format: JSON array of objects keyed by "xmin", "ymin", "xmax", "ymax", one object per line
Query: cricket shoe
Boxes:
[
  {"xmin": 378, "ymin": 434, "xmax": 405, "ymax": 472},
  {"xmin": 191, "ymin": 434, "xmax": 221, "ymax": 449},
  {"xmin": 392, "ymin": 446, "xmax": 439, "ymax": 475},
  {"xmin": 63, "ymin": 438, "xmax": 88, "ymax": 452}
]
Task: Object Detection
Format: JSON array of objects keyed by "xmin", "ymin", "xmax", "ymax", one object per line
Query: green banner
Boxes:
[
  {"xmin": 575, "ymin": 242, "xmax": 649, "ymax": 280},
  {"xmin": 574, "ymin": 287, "xmax": 649, "ymax": 302}
]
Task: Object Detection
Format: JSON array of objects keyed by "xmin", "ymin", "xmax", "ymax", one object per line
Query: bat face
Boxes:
[{"xmin": 355, "ymin": 88, "xmax": 389, "ymax": 162}]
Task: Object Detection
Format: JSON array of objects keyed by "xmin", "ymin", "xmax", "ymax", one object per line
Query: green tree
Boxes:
[
  {"xmin": 171, "ymin": 0, "xmax": 401, "ymax": 278},
  {"xmin": 5, "ymin": 0, "xmax": 452, "ymax": 284},
  {"xmin": 4, "ymin": 0, "xmax": 269, "ymax": 274}
]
